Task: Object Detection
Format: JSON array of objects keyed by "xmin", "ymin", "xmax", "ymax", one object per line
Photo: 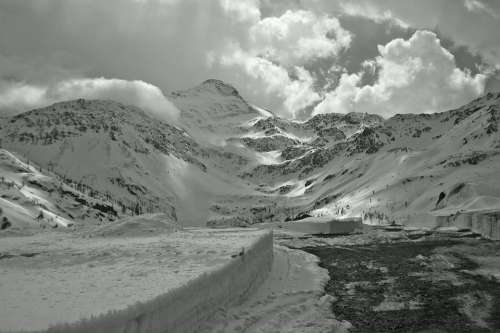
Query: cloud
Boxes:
[
  {"xmin": 219, "ymin": 0, "xmax": 261, "ymax": 22},
  {"xmin": 347, "ymin": 0, "xmax": 500, "ymax": 68},
  {"xmin": 0, "ymin": 0, "xmax": 243, "ymax": 93},
  {"xmin": 2, "ymin": 0, "xmax": 318, "ymax": 117},
  {"xmin": 314, "ymin": 30, "xmax": 487, "ymax": 117},
  {"xmin": 0, "ymin": 77, "xmax": 180, "ymax": 122},
  {"xmin": 465, "ymin": 0, "xmax": 487, "ymax": 12},
  {"xmin": 0, "ymin": 82, "xmax": 46, "ymax": 114},
  {"xmin": 248, "ymin": 10, "xmax": 351, "ymax": 67},
  {"xmin": 293, "ymin": 0, "xmax": 500, "ymax": 72},
  {"xmin": 464, "ymin": 0, "xmax": 499, "ymax": 17},
  {"xmin": 219, "ymin": 46, "xmax": 320, "ymax": 118},
  {"xmin": 213, "ymin": 7, "xmax": 351, "ymax": 117},
  {"xmin": 0, "ymin": 0, "xmax": 496, "ymax": 121},
  {"xmin": 337, "ymin": 2, "xmax": 409, "ymax": 28}
]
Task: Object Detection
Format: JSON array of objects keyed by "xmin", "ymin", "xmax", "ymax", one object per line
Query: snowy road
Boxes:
[{"xmin": 202, "ymin": 245, "xmax": 349, "ymax": 333}]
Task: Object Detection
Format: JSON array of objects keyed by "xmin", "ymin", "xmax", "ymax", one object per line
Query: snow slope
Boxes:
[
  {"xmin": 195, "ymin": 90, "xmax": 500, "ymax": 230},
  {"xmin": 0, "ymin": 98, "xmax": 255, "ymax": 227},
  {"xmin": 0, "ymin": 148, "xmax": 119, "ymax": 231}
]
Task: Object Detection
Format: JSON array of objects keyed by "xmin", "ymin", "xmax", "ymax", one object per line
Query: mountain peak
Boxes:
[{"xmin": 197, "ymin": 79, "xmax": 241, "ymax": 97}]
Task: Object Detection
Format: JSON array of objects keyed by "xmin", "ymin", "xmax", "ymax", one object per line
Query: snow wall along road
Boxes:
[{"xmin": 45, "ymin": 231, "xmax": 274, "ymax": 333}]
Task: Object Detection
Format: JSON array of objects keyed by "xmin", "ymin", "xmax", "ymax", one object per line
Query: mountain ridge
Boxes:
[{"xmin": 1, "ymin": 81, "xmax": 499, "ymax": 231}]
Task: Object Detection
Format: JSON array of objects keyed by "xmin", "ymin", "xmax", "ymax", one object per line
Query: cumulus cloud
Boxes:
[
  {"xmin": 219, "ymin": 0, "xmax": 261, "ymax": 22},
  {"xmin": 219, "ymin": 46, "xmax": 321, "ymax": 118},
  {"xmin": 328, "ymin": 0, "xmax": 500, "ymax": 68},
  {"xmin": 314, "ymin": 30, "xmax": 487, "ymax": 117},
  {"xmin": 0, "ymin": 78, "xmax": 179, "ymax": 122},
  {"xmin": 213, "ymin": 6, "xmax": 351, "ymax": 117},
  {"xmin": 249, "ymin": 10, "xmax": 351, "ymax": 67},
  {"xmin": 48, "ymin": 78, "xmax": 180, "ymax": 122}
]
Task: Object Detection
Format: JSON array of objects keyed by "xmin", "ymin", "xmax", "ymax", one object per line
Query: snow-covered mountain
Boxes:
[
  {"xmin": 0, "ymin": 97, "xmax": 252, "ymax": 229},
  {"xmin": 1, "ymin": 80, "xmax": 499, "ymax": 231},
  {"xmin": 0, "ymin": 148, "xmax": 118, "ymax": 230}
]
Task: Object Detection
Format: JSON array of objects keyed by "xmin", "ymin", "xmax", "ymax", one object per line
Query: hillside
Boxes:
[
  {"xmin": 195, "ymin": 88, "xmax": 500, "ymax": 227},
  {"xmin": 0, "ymin": 148, "xmax": 118, "ymax": 232},
  {"xmin": 0, "ymin": 98, "xmax": 255, "ymax": 228},
  {"xmin": 0, "ymin": 81, "xmax": 499, "ymax": 230}
]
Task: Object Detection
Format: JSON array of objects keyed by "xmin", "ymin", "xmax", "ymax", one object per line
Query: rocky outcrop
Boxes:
[{"xmin": 240, "ymin": 135, "xmax": 299, "ymax": 152}]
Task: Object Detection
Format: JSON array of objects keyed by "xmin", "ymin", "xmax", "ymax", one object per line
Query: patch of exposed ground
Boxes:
[{"xmin": 302, "ymin": 238, "xmax": 500, "ymax": 332}]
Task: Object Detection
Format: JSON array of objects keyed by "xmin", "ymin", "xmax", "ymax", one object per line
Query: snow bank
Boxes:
[
  {"xmin": 402, "ymin": 210, "xmax": 500, "ymax": 240},
  {"xmin": 0, "ymin": 229, "xmax": 273, "ymax": 333},
  {"xmin": 202, "ymin": 245, "xmax": 348, "ymax": 333},
  {"xmin": 435, "ymin": 211, "xmax": 500, "ymax": 240},
  {"xmin": 49, "ymin": 231, "xmax": 273, "ymax": 333}
]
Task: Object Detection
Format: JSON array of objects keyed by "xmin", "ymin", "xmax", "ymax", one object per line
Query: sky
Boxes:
[{"xmin": 0, "ymin": 0, "xmax": 499, "ymax": 120}]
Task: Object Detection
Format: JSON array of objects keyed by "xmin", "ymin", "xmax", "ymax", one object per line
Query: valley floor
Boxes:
[{"xmin": 281, "ymin": 228, "xmax": 500, "ymax": 333}]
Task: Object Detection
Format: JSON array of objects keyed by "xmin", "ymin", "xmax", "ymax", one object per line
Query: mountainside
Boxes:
[
  {"xmin": 0, "ymin": 148, "xmax": 118, "ymax": 231},
  {"xmin": 190, "ymin": 87, "xmax": 500, "ymax": 227},
  {"xmin": 1, "ymin": 81, "xmax": 499, "ymax": 231},
  {"xmin": 0, "ymin": 98, "xmax": 254, "ymax": 229}
]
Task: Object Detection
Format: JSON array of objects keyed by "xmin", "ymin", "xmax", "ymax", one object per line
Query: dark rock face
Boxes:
[
  {"xmin": 240, "ymin": 135, "xmax": 299, "ymax": 152},
  {"xmin": 486, "ymin": 105, "xmax": 499, "ymax": 134},
  {"xmin": 312, "ymin": 128, "xmax": 346, "ymax": 147},
  {"xmin": 305, "ymin": 112, "xmax": 384, "ymax": 131},
  {"xmin": 348, "ymin": 127, "xmax": 389, "ymax": 155},
  {"xmin": 2, "ymin": 99, "xmax": 209, "ymax": 170},
  {"xmin": 317, "ymin": 127, "xmax": 346, "ymax": 139},
  {"xmin": 243, "ymin": 143, "xmax": 347, "ymax": 180},
  {"xmin": 252, "ymin": 117, "xmax": 299, "ymax": 133},
  {"xmin": 281, "ymin": 146, "xmax": 309, "ymax": 160},
  {"xmin": 1, "ymin": 217, "xmax": 11, "ymax": 230},
  {"xmin": 278, "ymin": 184, "xmax": 295, "ymax": 194},
  {"xmin": 199, "ymin": 79, "xmax": 242, "ymax": 97},
  {"xmin": 438, "ymin": 151, "xmax": 499, "ymax": 168}
]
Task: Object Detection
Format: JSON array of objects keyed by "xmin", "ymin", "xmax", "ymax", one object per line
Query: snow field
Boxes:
[{"xmin": 0, "ymin": 228, "xmax": 273, "ymax": 332}]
